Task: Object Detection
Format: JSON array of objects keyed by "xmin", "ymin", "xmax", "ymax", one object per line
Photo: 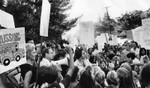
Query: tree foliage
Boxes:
[
  {"xmin": 4, "ymin": 0, "xmax": 78, "ymax": 43},
  {"xmin": 96, "ymin": 13, "xmax": 117, "ymax": 34},
  {"xmin": 0, "ymin": 0, "xmax": 4, "ymax": 9},
  {"xmin": 117, "ymin": 10, "xmax": 143, "ymax": 30},
  {"xmin": 141, "ymin": 8, "xmax": 150, "ymax": 19}
]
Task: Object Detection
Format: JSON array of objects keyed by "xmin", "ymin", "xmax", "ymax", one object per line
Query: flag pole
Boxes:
[
  {"xmin": 34, "ymin": 36, "xmax": 43, "ymax": 87},
  {"xmin": 105, "ymin": 33, "xmax": 108, "ymax": 44},
  {"xmin": 34, "ymin": 0, "xmax": 51, "ymax": 87}
]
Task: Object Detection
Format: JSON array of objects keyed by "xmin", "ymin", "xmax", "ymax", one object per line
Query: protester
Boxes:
[
  {"xmin": 68, "ymin": 66, "xmax": 79, "ymax": 88},
  {"xmin": 106, "ymin": 70, "xmax": 120, "ymax": 88},
  {"xmin": 20, "ymin": 43, "xmax": 37, "ymax": 88},
  {"xmin": 37, "ymin": 46, "xmax": 74, "ymax": 88},
  {"xmin": 74, "ymin": 48, "xmax": 91, "ymax": 76},
  {"xmin": 140, "ymin": 62, "xmax": 150, "ymax": 88},
  {"xmin": 25, "ymin": 36, "xmax": 34, "ymax": 44},
  {"xmin": 3, "ymin": 37, "xmax": 150, "ymax": 88},
  {"xmin": 40, "ymin": 47, "xmax": 55, "ymax": 67}
]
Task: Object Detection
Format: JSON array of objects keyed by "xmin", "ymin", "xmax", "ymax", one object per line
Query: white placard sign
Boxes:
[
  {"xmin": 0, "ymin": 28, "xmax": 26, "ymax": 74},
  {"xmin": 79, "ymin": 21, "xmax": 95, "ymax": 47}
]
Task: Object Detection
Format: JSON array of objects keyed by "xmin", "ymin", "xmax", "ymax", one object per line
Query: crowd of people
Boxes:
[{"xmin": 1, "ymin": 36, "xmax": 150, "ymax": 88}]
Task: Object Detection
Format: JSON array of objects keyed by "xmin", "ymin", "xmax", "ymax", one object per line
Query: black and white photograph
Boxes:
[{"xmin": 0, "ymin": 0, "xmax": 150, "ymax": 88}]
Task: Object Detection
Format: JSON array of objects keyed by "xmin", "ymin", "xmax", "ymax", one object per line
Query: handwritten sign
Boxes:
[{"xmin": 0, "ymin": 28, "xmax": 26, "ymax": 74}]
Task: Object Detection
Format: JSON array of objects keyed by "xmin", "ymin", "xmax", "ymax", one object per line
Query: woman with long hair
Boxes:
[
  {"xmin": 117, "ymin": 67, "xmax": 136, "ymax": 88},
  {"xmin": 75, "ymin": 66, "xmax": 96, "ymax": 88},
  {"xmin": 20, "ymin": 43, "xmax": 37, "ymax": 88}
]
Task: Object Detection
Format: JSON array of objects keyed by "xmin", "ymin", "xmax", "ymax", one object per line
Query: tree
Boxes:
[
  {"xmin": 4, "ymin": 0, "xmax": 78, "ymax": 43},
  {"xmin": 117, "ymin": 10, "xmax": 143, "ymax": 30},
  {"xmin": 141, "ymin": 8, "xmax": 150, "ymax": 19},
  {"xmin": 0, "ymin": 0, "xmax": 4, "ymax": 9},
  {"xmin": 95, "ymin": 12, "xmax": 117, "ymax": 34}
]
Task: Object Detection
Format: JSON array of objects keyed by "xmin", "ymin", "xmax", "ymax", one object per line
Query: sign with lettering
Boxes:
[
  {"xmin": 0, "ymin": 28, "xmax": 26, "ymax": 74},
  {"xmin": 79, "ymin": 21, "xmax": 95, "ymax": 47}
]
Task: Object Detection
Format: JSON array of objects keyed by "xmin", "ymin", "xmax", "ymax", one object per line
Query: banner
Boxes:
[
  {"xmin": 142, "ymin": 25, "xmax": 150, "ymax": 49},
  {"xmin": 132, "ymin": 27, "xmax": 144, "ymax": 46},
  {"xmin": 0, "ymin": 28, "xmax": 26, "ymax": 74},
  {"xmin": 95, "ymin": 34, "xmax": 107, "ymax": 52},
  {"xmin": 40, "ymin": 0, "xmax": 51, "ymax": 37},
  {"xmin": 0, "ymin": 9, "xmax": 15, "ymax": 28},
  {"xmin": 79, "ymin": 21, "xmax": 95, "ymax": 47}
]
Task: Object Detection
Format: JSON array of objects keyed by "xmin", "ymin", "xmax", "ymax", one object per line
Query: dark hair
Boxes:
[
  {"xmin": 37, "ymin": 66, "xmax": 58, "ymax": 87},
  {"xmin": 89, "ymin": 55, "xmax": 97, "ymax": 64},
  {"xmin": 134, "ymin": 41, "xmax": 138, "ymax": 47},
  {"xmin": 79, "ymin": 70, "xmax": 95, "ymax": 88},
  {"xmin": 131, "ymin": 41, "xmax": 138, "ymax": 48},
  {"xmin": 74, "ymin": 48, "xmax": 83, "ymax": 60},
  {"xmin": 140, "ymin": 63, "xmax": 150, "ymax": 87},
  {"xmin": 61, "ymin": 65, "xmax": 69, "ymax": 77},
  {"xmin": 53, "ymin": 49, "xmax": 66, "ymax": 61},
  {"xmin": 139, "ymin": 48, "xmax": 147, "ymax": 56},
  {"xmin": 59, "ymin": 39, "xmax": 69, "ymax": 49},
  {"xmin": 127, "ymin": 52, "xmax": 136, "ymax": 60},
  {"xmin": 88, "ymin": 48, "xmax": 93, "ymax": 55},
  {"xmin": 42, "ymin": 47, "xmax": 50, "ymax": 58},
  {"xmin": 26, "ymin": 36, "xmax": 33, "ymax": 43},
  {"xmin": 107, "ymin": 53, "xmax": 115, "ymax": 60},
  {"xmin": 117, "ymin": 67, "xmax": 136, "ymax": 88},
  {"xmin": 71, "ymin": 66, "xmax": 79, "ymax": 82}
]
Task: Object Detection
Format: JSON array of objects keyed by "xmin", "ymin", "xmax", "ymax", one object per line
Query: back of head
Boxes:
[
  {"xmin": 37, "ymin": 66, "xmax": 58, "ymax": 87},
  {"xmin": 106, "ymin": 70, "xmax": 119, "ymax": 86},
  {"xmin": 26, "ymin": 36, "xmax": 34, "ymax": 44},
  {"xmin": 42, "ymin": 47, "xmax": 50, "ymax": 58},
  {"xmin": 95, "ymin": 69, "xmax": 105, "ymax": 87},
  {"xmin": 74, "ymin": 48, "xmax": 83, "ymax": 60},
  {"xmin": 127, "ymin": 52, "xmax": 136, "ymax": 60},
  {"xmin": 140, "ymin": 63, "xmax": 150, "ymax": 87},
  {"xmin": 79, "ymin": 70, "xmax": 95, "ymax": 88},
  {"xmin": 107, "ymin": 53, "xmax": 115, "ymax": 61},
  {"xmin": 121, "ymin": 63, "xmax": 132, "ymax": 75},
  {"xmin": 117, "ymin": 67, "xmax": 135, "ymax": 88},
  {"xmin": 71, "ymin": 66, "xmax": 79, "ymax": 82}
]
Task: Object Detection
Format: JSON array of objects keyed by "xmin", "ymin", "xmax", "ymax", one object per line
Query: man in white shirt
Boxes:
[{"xmin": 40, "ymin": 47, "xmax": 55, "ymax": 67}]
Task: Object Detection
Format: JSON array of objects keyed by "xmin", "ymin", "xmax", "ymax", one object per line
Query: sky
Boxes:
[
  {"xmin": 63, "ymin": 0, "xmax": 150, "ymax": 45},
  {"xmin": 68, "ymin": 0, "xmax": 150, "ymax": 22}
]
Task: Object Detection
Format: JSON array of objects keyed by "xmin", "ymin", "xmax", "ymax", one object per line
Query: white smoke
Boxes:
[{"xmin": 62, "ymin": 24, "xmax": 80, "ymax": 50}]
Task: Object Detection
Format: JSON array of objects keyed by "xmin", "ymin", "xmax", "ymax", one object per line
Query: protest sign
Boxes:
[
  {"xmin": 0, "ymin": 9, "xmax": 15, "ymax": 28},
  {"xmin": 0, "ymin": 28, "xmax": 26, "ymax": 74},
  {"xmin": 138, "ymin": 18, "xmax": 150, "ymax": 49},
  {"xmin": 40, "ymin": 0, "xmax": 51, "ymax": 37},
  {"xmin": 132, "ymin": 27, "xmax": 144, "ymax": 46},
  {"xmin": 142, "ymin": 26, "xmax": 150, "ymax": 49},
  {"xmin": 79, "ymin": 21, "xmax": 95, "ymax": 47},
  {"xmin": 95, "ymin": 33, "xmax": 108, "ymax": 52}
]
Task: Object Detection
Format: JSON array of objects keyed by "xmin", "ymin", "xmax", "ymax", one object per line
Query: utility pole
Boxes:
[{"xmin": 104, "ymin": 6, "xmax": 112, "ymax": 41}]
